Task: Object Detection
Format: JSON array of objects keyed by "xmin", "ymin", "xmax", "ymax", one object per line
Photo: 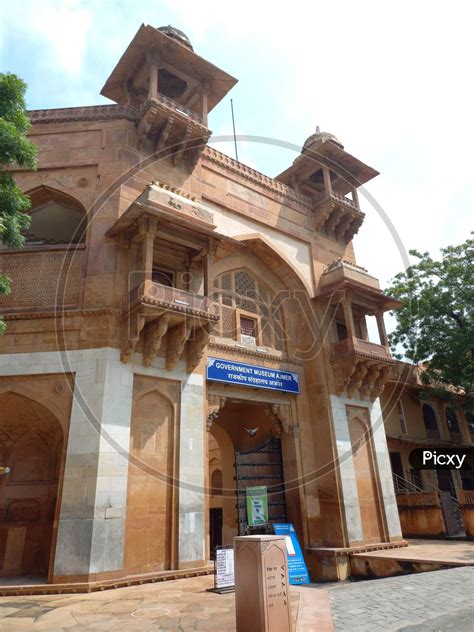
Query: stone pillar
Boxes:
[
  {"xmin": 322, "ymin": 166, "xmax": 332, "ymax": 197},
  {"xmin": 178, "ymin": 373, "xmax": 206, "ymax": 567},
  {"xmin": 342, "ymin": 298, "xmax": 356, "ymax": 345},
  {"xmin": 146, "ymin": 48, "xmax": 161, "ymax": 100},
  {"xmin": 351, "ymin": 186, "xmax": 360, "ymax": 208},
  {"xmin": 53, "ymin": 349, "xmax": 134, "ymax": 578},
  {"xmin": 138, "ymin": 217, "xmax": 158, "ymax": 294},
  {"xmin": 234, "ymin": 535, "xmax": 292, "ymax": 632},
  {"xmin": 375, "ymin": 312, "xmax": 389, "ymax": 346},
  {"xmin": 201, "ymin": 78, "xmax": 211, "ymax": 126}
]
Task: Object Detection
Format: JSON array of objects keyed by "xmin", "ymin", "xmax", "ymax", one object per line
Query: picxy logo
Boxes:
[
  {"xmin": 422, "ymin": 451, "xmax": 466, "ymax": 469},
  {"xmin": 409, "ymin": 447, "xmax": 473, "ymax": 470}
]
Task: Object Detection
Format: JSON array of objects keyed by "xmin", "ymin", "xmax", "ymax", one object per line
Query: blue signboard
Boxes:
[
  {"xmin": 206, "ymin": 357, "xmax": 300, "ymax": 394},
  {"xmin": 273, "ymin": 523, "xmax": 310, "ymax": 585}
]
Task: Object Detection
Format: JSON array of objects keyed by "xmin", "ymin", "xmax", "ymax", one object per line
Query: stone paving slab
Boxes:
[{"xmin": 329, "ymin": 566, "xmax": 474, "ymax": 631}]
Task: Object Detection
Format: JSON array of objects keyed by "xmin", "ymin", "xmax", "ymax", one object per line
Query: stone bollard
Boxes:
[{"xmin": 234, "ymin": 535, "xmax": 292, "ymax": 632}]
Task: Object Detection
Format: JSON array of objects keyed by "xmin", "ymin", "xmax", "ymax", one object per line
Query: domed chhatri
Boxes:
[
  {"xmin": 157, "ymin": 25, "xmax": 193, "ymax": 51},
  {"xmin": 302, "ymin": 126, "xmax": 343, "ymax": 153}
]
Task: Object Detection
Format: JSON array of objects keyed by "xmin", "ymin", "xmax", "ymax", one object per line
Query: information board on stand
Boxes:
[
  {"xmin": 208, "ymin": 545, "xmax": 235, "ymax": 594},
  {"xmin": 273, "ymin": 523, "xmax": 310, "ymax": 585}
]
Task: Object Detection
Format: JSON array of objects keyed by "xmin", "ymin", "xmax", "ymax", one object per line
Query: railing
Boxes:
[
  {"xmin": 314, "ymin": 191, "xmax": 362, "ymax": 214},
  {"xmin": 332, "ymin": 337, "xmax": 391, "ymax": 360},
  {"xmin": 139, "ymin": 93, "xmax": 204, "ymax": 125},
  {"xmin": 130, "ymin": 281, "xmax": 217, "ymax": 315}
]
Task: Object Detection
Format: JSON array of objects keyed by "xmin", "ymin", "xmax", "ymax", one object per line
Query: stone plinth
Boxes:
[{"xmin": 234, "ymin": 535, "xmax": 292, "ymax": 632}]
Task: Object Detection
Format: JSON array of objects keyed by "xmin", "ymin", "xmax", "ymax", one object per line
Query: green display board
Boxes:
[{"xmin": 246, "ymin": 486, "xmax": 268, "ymax": 526}]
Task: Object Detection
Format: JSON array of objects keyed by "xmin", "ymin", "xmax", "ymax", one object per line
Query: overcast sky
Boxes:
[{"xmin": 1, "ymin": 0, "xmax": 472, "ymax": 332}]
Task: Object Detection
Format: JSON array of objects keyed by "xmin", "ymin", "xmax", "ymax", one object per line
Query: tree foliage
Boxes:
[
  {"xmin": 0, "ymin": 73, "xmax": 37, "ymax": 333},
  {"xmin": 387, "ymin": 235, "xmax": 474, "ymax": 396}
]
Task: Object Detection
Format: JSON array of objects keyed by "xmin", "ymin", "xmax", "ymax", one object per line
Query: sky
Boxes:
[{"xmin": 0, "ymin": 0, "xmax": 472, "ymax": 335}]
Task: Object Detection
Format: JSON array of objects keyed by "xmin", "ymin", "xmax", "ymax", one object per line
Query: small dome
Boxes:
[
  {"xmin": 157, "ymin": 25, "xmax": 193, "ymax": 51},
  {"xmin": 302, "ymin": 126, "xmax": 343, "ymax": 153}
]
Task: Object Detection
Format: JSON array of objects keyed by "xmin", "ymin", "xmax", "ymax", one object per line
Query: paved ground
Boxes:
[
  {"xmin": 328, "ymin": 566, "xmax": 474, "ymax": 632},
  {"xmin": 0, "ymin": 566, "xmax": 473, "ymax": 630}
]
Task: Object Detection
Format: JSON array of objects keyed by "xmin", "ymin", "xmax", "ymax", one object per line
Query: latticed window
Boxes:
[{"xmin": 213, "ymin": 270, "xmax": 285, "ymax": 351}]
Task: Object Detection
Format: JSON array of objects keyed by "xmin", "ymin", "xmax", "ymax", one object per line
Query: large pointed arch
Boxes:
[
  {"xmin": 232, "ymin": 233, "xmax": 313, "ymax": 295},
  {"xmin": 22, "ymin": 185, "xmax": 87, "ymax": 246}
]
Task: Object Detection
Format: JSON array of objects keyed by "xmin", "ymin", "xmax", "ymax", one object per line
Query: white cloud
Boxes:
[{"xmin": 1, "ymin": 0, "xmax": 93, "ymax": 75}]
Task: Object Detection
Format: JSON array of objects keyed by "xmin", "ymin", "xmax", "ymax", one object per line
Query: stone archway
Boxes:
[{"xmin": 0, "ymin": 392, "xmax": 64, "ymax": 579}]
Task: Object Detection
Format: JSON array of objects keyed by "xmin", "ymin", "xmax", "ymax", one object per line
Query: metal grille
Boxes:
[
  {"xmin": 240, "ymin": 316, "xmax": 256, "ymax": 337},
  {"xmin": 235, "ymin": 435, "xmax": 287, "ymax": 535}
]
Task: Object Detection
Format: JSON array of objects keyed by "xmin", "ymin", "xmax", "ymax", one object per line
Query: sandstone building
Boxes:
[{"xmin": 2, "ymin": 24, "xmax": 467, "ymax": 588}]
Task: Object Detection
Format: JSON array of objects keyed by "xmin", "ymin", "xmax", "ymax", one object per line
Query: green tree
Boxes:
[
  {"xmin": 0, "ymin": 72, "xmax": 37, "ymax": 333},
  {"xmin": 387, "ymin": 235, "xmax": 474, "ymax": 397}
]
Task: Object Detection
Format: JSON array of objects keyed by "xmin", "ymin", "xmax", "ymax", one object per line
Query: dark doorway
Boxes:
[
  {"xmin": 389, "ymin": 451, "xmax": 404, "ymax": 493},
  {"xmin": 235, "ymin": 435, "xmax": 287, "ymax": 535},
  {"xmin": 209, "ymin": 508, "xmax": 223, "ymax": 559}
]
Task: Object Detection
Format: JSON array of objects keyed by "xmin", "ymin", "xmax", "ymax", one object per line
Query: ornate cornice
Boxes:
[
  {"xmin": 208, "ymin": 341, "xmax": 304, "ymax": 366},
  {"xmin": 2, "ymin": 308, "xmax": 121, "ymax": 320},
  {"xmin": 28, "ymin": 104, "xmax": 139, "ymax": 125},
  {"xmin": 202, "ymin": 147, "xmax": 312, "ymax": 210}
]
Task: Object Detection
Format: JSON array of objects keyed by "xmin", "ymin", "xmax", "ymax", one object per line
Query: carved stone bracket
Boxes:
[
  {"xmin": 187, "ymin": 322, "xmax": 213, "ymax": 372},
  {"xmin": 166, "ymin": 321, "xmax": 193, "ymax": 370},
  {"xmin": 121, "ymin": 312, "xmax": 146, "ymax": 363},
  {"xmin": 335, "ymin": 356, "xmax": 398, "ymax": 401},
  {"xmin": 268, "ymin": 403, "xmax": 293, "ymax": 435},
  {"xmin": 207, "ymin": 394, "xmax": 226, "ymax": 431},
  {"xmin": 143, "ymin": 313, "xmax": 171, "ymax": 367}
]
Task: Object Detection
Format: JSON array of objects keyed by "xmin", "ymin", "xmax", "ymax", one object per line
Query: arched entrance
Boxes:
[
  {"xmin": 0, "ymin": 392, "xmax": 64, "ymax": 580},
  {"xmin": 207, "ymin": 398, "xmax": 293, "ymax": 558}
]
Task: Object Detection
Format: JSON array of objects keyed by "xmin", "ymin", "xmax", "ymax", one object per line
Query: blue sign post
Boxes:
[
  {"xmin": 273, "ymin": 523, "xmax": 310, "ymax": 585},
  {"xmin": 206, "ymin": 357, "xmax": 300, "ymax": 394}
]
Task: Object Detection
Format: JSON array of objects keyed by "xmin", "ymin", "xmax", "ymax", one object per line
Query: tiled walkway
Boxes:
[
  {"xmin": 0, "ymin": 575, "xmax": 333, "ymax": 631},
  {"xmin": 329, "ymin": 566, "xmax": 474, "ymax": 632}
]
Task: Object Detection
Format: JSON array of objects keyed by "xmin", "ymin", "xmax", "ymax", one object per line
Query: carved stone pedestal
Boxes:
[{"xmin": 234, "ymin": 535, "xmax": 292, "ymax": 632}]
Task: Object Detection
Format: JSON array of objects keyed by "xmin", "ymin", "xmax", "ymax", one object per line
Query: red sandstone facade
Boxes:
[{"xmin": 2, "ymin": 24, "xmax": 469, "ymax": 589}]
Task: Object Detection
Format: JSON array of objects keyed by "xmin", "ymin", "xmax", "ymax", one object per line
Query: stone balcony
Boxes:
[
  {"xmin": 313, "ymin": 192, "xmax": 365, "ymax": 243},
  {"xmin": 331, "ymin": 336, "xmax": 399, "ymax": 401},
  {"xmin": 122, "ymin": 281, "xmax": 219, "ymax": 370},
  {"xmin": 332, "ymin": 337, "xmax": 392, "ymax": 361}
]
